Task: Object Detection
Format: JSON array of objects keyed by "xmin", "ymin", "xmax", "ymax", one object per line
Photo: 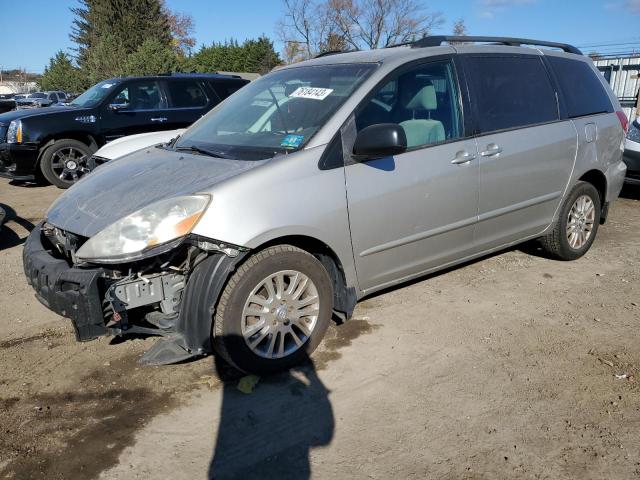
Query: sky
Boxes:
[{"xmin": 1, "ymin": 0, "xmax": 640, "ymax": 73}]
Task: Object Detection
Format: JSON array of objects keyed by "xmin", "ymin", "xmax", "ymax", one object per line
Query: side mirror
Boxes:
[
  {"xmin": 353, "ymin": 123, "xmax": 407, "ymax": 160},
  {"xmin": 109, "ymin": 102, "xmax": 130, "ymax": 112}
]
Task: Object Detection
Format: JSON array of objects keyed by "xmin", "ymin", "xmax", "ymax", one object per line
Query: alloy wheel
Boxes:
[
  {"xmin": 566, "ymin": 194, "xmax": 595, "ymax": 250},
  {"xmin": 50, "ymin": 147, "xmax": 89, "ymax": 183},
  {"xmin": 241, "ymin": 270, "xmax": 320, "ymax": 359}
]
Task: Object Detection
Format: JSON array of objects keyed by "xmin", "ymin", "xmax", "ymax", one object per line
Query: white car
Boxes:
[{"xmin": 88, "ymin": 129, "xmax": 185, "ymax": 169}]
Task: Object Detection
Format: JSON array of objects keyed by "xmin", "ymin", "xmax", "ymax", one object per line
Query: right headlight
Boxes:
[{"xmin": 7, "ymin": 120, "xmax": 22, "ymax": 144}]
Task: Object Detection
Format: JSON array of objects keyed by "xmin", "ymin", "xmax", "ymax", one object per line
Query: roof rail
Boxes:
[
  {"xmin": 314, "ymin": 50, "xmax": 357, "ymax": 58},
  {"xmin": 408, "ymin": 36, "xmax": 582, "ymax": 55}
]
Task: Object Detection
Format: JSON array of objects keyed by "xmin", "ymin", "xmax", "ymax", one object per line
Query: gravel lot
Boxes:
[{"xmin": 1, "ymin": 177, "xmax": 639, "ymax": 479}]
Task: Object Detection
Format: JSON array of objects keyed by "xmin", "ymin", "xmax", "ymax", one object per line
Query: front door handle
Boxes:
[
  {"xmin": 151, "ymin": 117, "xmax": 168, "ymax": 123},
  {"xmin": 451, "ymin": 150, "xmax": 476, "ymax": 165},
  {"xmin": 480, "ymin": 143, "xmax": 503, "ymax": 157}
]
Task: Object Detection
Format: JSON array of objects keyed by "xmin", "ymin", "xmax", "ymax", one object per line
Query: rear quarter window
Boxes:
[
  {"xmin": 546, "ymin": 56, "xmax": 613, "ymax": 118},
  {"xmin": 465, "ymin": 55, "xmax": 559, "ymax": 134}
]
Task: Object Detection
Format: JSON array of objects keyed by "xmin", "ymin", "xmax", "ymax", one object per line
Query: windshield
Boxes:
[
  {"xmin": 174, "ymin": 63, "xmax": 376, "ymax": 160},
  {"xmin": 71, "ymin": 80, "xmax": 121, "ymax": 108},
  {"xmin": 30, "ymin": 93, "xmax": 46, "ymax": 99}
]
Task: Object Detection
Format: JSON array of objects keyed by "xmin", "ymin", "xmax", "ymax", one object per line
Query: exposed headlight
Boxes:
[
  {"xmin": 75, "ymin": 195, "xmax": 210, "ymax": 263},
  {"xmin": 7, "ymin": 120, "xmax": 22, "ymax": 144}
]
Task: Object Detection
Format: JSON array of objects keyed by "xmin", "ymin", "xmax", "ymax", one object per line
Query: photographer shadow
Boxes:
[{"xmin": 209, "ymin": 345, "xmax": 334, "ymax": 480}]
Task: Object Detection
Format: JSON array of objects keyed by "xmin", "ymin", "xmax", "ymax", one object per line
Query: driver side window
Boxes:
[
  {"xmin": 355, "ymin": 60, "xmax": 462, "ymax": 149},
  {"xmin": 112, "ymin": 81, "xmax": 164, "ymax": 111}
]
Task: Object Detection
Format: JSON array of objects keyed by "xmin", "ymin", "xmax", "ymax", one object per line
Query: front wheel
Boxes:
[
  {"xmin": 539, "ymin": 181, "xmax": 601, "ymax": 260},
  {"xmin": 40, "ymin": 139, "xmax": 93, "ymax": 189},
  {"xmin": 213, "ymin": 245, "xmax": 333, "ymax": 374}
]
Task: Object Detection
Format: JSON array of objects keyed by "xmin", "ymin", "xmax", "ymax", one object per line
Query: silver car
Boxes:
[{"xmin": 23, "ymin": 36, "xmax": 627, "ymax": 373}]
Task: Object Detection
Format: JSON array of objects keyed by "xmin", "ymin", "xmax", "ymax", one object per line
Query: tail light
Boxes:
[{"xmin": 616, "ymin": 111, "xmax": 629, "ymax": 134}]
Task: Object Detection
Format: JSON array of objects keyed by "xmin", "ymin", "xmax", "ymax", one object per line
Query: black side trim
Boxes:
[{"xmin": 175, "ymin": 252, "xmax": 248, "ymax": 354}]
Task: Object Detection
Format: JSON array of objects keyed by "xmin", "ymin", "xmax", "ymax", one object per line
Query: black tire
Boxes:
[
  {"xmin": 213, "ymin": 245, "xmax": 333, "ymax": 374},
  {"xmin": 539, "ymin": 181, "xmax": 601, "ymax": 260},
  {"xmin": 40, "ymin": 139, "xmax": 93, "ymax": 189}
]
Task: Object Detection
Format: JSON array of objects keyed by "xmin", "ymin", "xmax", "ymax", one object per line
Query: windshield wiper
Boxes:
[{"xmin": 175, "ymin": 145, "xmax": 233, "ymax": 159}]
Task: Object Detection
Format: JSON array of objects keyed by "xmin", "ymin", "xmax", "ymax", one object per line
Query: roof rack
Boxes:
[
  {"xmin": 407, "ymin": 36, "xmax": 582, "ymax": 55},
  {"xmin": 314, "ymin": 49, "xmax": 357, "ymax": 58},
  {"xmin": 156, "ymin": 72, "xmax": 243, "ymax": 79}
]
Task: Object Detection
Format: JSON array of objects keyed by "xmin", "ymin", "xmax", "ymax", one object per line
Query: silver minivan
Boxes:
[{"xmin": 24, "ymin": 36, "xmax": 627, "ymax": 373}]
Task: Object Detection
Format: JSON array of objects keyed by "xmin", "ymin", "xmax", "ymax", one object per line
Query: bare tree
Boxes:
[
  {"xmin": 168, "ymin": 11, "xmax": 196, "ymax": 55},
  {"xmin": 276, "ymin": 0, "xmax": 444, "ymax": 62},
  {"xmin": 452, "ymin": 18, "xmax": 467, "ymax": 37},
  {"xmin": 327, "ymin": 0, "xmax": 444, "ymax": 50},
  {"xmin": 276, "ymin": 0, "xmax": 334, "ymax": 61}
]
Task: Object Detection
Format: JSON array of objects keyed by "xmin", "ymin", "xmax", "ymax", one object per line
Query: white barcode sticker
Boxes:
[{"xmin": 289, "ymin": 87, "xmax": 334, "ymax": 101}]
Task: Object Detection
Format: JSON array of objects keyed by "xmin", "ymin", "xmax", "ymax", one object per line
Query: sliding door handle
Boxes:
[
  {"xmin": 451, "ymin": 150, "xmax": 476, "ymax": 165},
  {"xmin": 480, "ymin": 143, "xmax": 503, "ymax": 157}
]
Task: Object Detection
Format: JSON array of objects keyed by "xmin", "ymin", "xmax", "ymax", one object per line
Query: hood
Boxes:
[
  {"xmin": 95, "ymin": 129, "xmax": 185, "ymax": 161},
  {"xmin": 46, "ymin": 146, "xmax": 267, "ymax": 237},
  {"xmin": 0, "ymin": 106, "xmax": 88, "ymax": 124}
]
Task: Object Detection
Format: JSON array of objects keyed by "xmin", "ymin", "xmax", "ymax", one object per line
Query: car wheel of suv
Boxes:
[
  {"xmin": 40, "ymin": 139, "xmax": 93, "ymax": 189},
  {"xmin": 213, "ymin": 245, "xmax": 333, "ymax": 374},
  {"xmin": 539, "ymin": 181, "xmax": 601, "ymax": 260}
]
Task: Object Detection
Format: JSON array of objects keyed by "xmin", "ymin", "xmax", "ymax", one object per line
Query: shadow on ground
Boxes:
[
  {"xmin": 0, "ymin": 204, "xmax": 35, "ymax": 250},
  {"xmin": 209, "ymin": 344, "xmax": 334, "ymax": 480}
]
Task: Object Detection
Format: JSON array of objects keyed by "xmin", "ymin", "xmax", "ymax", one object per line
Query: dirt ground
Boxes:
[{"xmin": 1, "ymin": 177, "xmax": 639, "ymax": 480}]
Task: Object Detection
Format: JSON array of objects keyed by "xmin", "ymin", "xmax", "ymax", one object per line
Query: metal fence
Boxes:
[{"xmin": 593, "ymin": 56, "xmax": 640, "ymax": 122}]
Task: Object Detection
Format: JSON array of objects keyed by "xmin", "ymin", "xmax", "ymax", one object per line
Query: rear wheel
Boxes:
[
  {"xmin": 40, "ymin": 139, "xmax": 92, "ymax": 189},
  {"xmin": 539, "ymin": 181, "xmax": 601, "ymax": 260},
  {"xmin": 213, "ymin": 245, "xmax": 333, "ymax": 374}
]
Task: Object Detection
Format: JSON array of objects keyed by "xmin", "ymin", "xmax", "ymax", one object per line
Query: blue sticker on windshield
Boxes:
[{"xmin": 281, "ymin": 134, "xmax": 304, "ymax": 148}]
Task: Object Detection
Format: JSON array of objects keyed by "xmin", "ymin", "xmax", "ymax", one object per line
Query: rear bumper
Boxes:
[
  {"xmin": 0, "ymin": 143, "xmax": 39, "ymax": 180},
  {"xmin": 606, "ymin": 158, "xmax": 627, "ymax": 202},
  {"xmin": 23, "ymin": 223, "xmax": 108, "ymax": 341}
]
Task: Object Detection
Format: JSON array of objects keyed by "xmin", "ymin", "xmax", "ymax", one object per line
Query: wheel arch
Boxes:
[
  {"xmin": 578, "ymin": 169, "xmax": 608, "ymax": 223},
  {"xmin": 37, "ymin": 132, "xmax": 99, "ymax": 162},
  {"xmin": 250, "ymin": 235, "xmax": 357, "ymax": 322}
]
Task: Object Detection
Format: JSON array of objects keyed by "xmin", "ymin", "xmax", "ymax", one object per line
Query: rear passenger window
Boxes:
[
  {"xmin": 355, "ymin": 60, "xmax": 462, "ymax": 149},
  {"xmin": 168, "ymin": 80, "xmax": 208, "ymax": 108},
  {"xmin": 465, "ymin": 56, "xmax": 558, "ymax": 134},
  {"xmin": 546, "ymin": 57, "xmax": 613, "ymax": 118}
]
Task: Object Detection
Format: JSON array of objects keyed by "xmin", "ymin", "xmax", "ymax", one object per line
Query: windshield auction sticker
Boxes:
[{"xmin": 289, "ymin": 87, "xmax": 334, "ymax": 101}]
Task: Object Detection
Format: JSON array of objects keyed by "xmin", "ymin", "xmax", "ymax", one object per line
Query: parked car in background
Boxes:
[
  {"xmin": 0, "ymin": 73, "xmax": 249, "ymax": 188},
  {"xmin": 87, "ymin": 128, "xmax": 185, "ymax": 170},
  {"xmin": 623, "ymin": 118, "xmax": 640, "ymax": 185},
  {"xmin": 16, "ymin": 91, "xmax": 67, "ymax": 109},
  {"xmin": 0, "ymin": 93, "xmax": 18, "ymax": 114},
  {"xmin": 23, "ymin": 36, "xmax": 627, "ymax": 373}
]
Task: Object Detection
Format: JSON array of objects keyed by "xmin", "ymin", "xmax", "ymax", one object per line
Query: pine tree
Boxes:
[
  {"xmin": 38, "ymin": 51, "xmax": 86, "ymax": 92},
  {"xmin": 188, "ymin": 37, "xmax": 281, "ymax": 74},
  {"xmin": 70, "ymin": 0, "xmax": 172, "ymax": 70},
  {"xmin": 123, "ymin": 39, "xmax": 184, "ymax": 76}
]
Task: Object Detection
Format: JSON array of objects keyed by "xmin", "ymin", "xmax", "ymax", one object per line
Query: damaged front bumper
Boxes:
[{"xmin": 23, "ymin": 222, "xmax": 246, "ymax": 364}]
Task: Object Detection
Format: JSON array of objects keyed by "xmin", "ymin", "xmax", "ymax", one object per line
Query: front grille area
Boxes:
[{"xmin": 88, "ymin": 155, "xmax": 109, "ymax": 170}]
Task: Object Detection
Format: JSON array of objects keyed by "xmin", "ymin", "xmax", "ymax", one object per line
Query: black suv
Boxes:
[{"xmin": 0, "ymin": 73, "xmax": 249, "ymax": 188}]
